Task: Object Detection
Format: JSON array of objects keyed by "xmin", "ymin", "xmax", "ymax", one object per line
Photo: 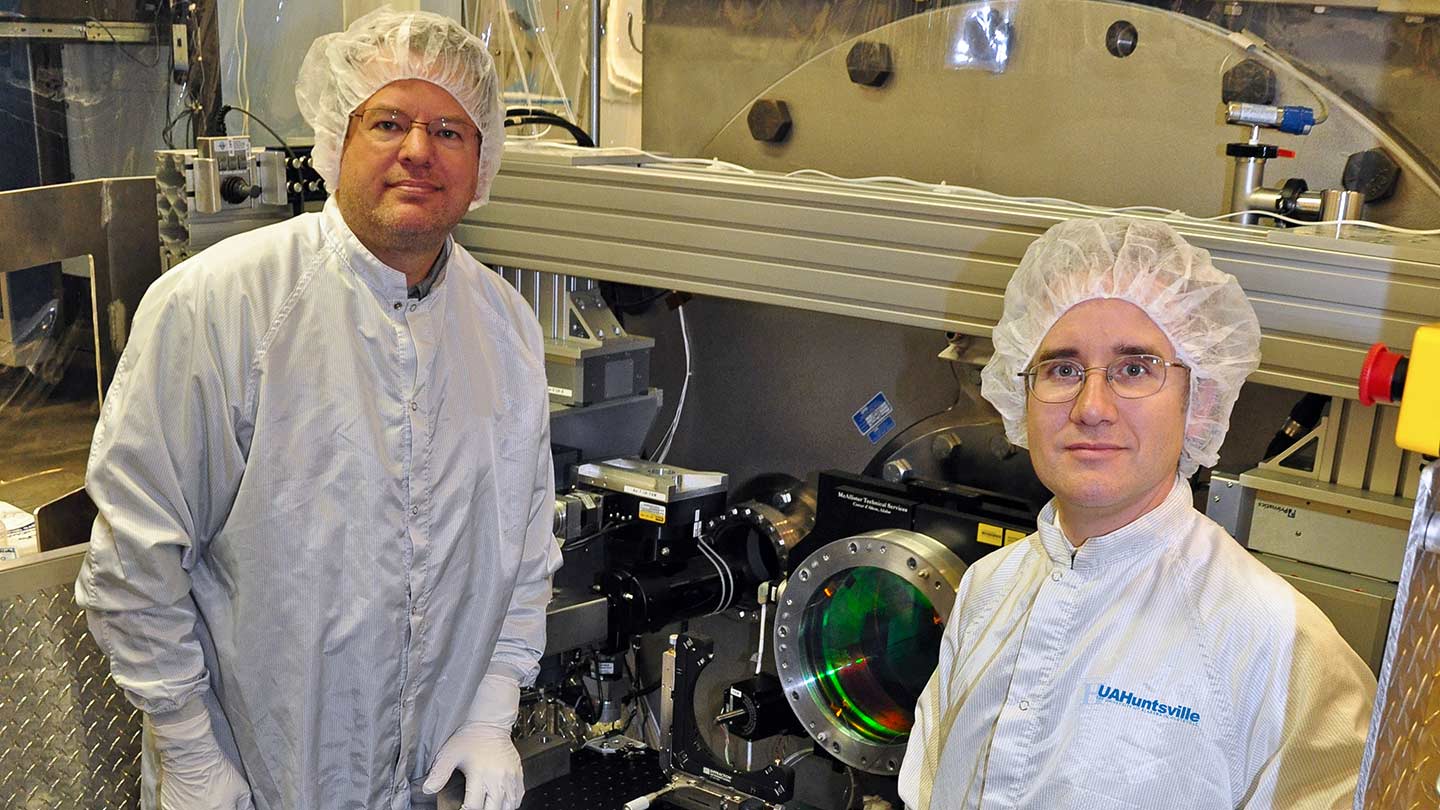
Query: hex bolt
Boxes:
[
  {"xmin": 1221, "ymin": 58, "xmax": 1276, "ymax": 105},
  {"xmin": 846, "ymin": 41, "xmax": 893, "ymax": 87},
  {"xmin": 747, "ymin": 99, "xmax": 792, "ymax": 143},
  {"xmin": 931, "ymin": 432, "xmax": 962, "ymax": 462},
  {"xmin": 1343, "ymin": 149, "xmax": 1401, "ymax": 203},
  {"xmin": 882, "ymin": 458, "xmax": 914, "ymax": 483}
]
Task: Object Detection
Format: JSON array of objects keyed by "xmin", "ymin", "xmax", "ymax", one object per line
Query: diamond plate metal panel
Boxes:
[
  {"xmin": 0, "ymin": 583, "xmax": 140, "ymax": 808},
  {"xmin": 1360, "ymin": 550, "xmax": 1440, "ymax": 808},
  {"xmin": 1359, "ymin": 462, "xmax": 1440, "ymax": 809}
]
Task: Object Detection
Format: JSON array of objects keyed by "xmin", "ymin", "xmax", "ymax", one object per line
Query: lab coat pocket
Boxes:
[{"xmin": 1068, "ymin": 692, "xmax": 1224, "ymax": 809}]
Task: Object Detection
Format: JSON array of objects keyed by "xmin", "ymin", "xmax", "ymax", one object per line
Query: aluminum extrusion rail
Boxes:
[{"xmin": 459, "ymin": 152, "xmax": 1440, "ymax": 398}]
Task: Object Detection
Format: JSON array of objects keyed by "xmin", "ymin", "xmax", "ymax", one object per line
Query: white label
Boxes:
[
  {"xmin": 0, "ymin": 501, "xmax": 38, "ymax": 559},
  {"xmin": 547, "ymin": 385, "xmax": 574, "ymax": 398},
  {"xmin": 623, "ymin": 485, "xmax": 667, "ymax": 502}
]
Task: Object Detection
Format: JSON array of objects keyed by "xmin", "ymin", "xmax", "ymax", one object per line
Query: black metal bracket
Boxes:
[{"xmin": 665, "ymin": 634, "xmax": 794, "ymax": 804}]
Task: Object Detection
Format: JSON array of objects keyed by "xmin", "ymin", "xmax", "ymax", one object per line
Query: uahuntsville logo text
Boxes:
[{"xmin": 1086, "ymin": 683, "xmax": 1201, "ymax": 725}]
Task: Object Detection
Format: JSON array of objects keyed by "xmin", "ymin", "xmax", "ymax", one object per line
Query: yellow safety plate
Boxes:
[
  {"xmin": 977, "ymin": 522, "xmax": 1004, "ymax": 547},
  {"xmin": 1397, "ymin": 323, "xmax": 1440, "ymax": 456}
]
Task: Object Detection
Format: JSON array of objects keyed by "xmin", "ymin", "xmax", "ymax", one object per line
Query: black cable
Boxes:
[
  {"xmin": 86, "ymin": 16, "xmax": 163, "ymax": 68},
  {"xmin": 607, "ymin": 285, "xmax": 671, "ymax": 314},
  {"xmin": 221, "ymin": 105, "xmax": 298, "ymax": 164},
  {"xmin": 503, "ymin": 107, "xmax": 595, "ymax": 147},
  {"xmin": 563, "ymin": 518, "xmax": 633, "ymax": 553}
]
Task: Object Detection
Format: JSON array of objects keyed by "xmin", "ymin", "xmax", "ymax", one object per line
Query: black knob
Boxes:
[
  {"xmin": 1277, "ymin": 177, "xmax": 1309, "ymax": 215},
  {"xmin": 220, "ymin": 175, "xmax": 262, "ymax": 204}
]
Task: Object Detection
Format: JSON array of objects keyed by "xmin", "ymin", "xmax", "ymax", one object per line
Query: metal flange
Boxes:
[{"xmin": 772, "ymin": 529, "xmax": 965, "ymax": 774}]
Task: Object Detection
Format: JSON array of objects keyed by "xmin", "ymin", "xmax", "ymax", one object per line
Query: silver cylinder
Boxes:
[
  {"xmin": 1293, "ymin": 190, "xmax": 1325, "ymax": 216},
  {"xmin": 1230, "ymin": 157, "xmax": 1267, "ymax": 225},
  {"xmin": 1320, "ymin": 188, "xmax": 1365, "ymax": 223},
  {"xmin": 589, "ymin": 0, "xmax": 602, "ymax": 145},
  {"xmin": 1225, "ymin": 102, "xmax": 1283, "ymax": 129}
]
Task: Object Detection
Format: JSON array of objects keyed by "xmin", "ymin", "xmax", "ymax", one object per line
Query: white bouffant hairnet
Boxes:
[
  {"xmin": 295, "ymin": 7, "xmax": 505, "ymax": 210},
  {"xmin": 979, "ymin": 218, "xmax": 1262, "ymax": 477}
]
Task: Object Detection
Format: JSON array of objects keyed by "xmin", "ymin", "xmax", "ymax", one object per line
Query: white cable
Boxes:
[
  {"xmin": 525, "ymin": 0, "xmax": 576, "ymax": 125},
  {"xmin": 512, "ymin": 144, "xmax": 1440, "ymax": 235},
  {"xmin": 502, "ymin": 1, "xmax": 538, "ymax": 136},
  {"xmin": 653, "ymin": 304, "xmax": 691, "ymax": 463},
  {"xmin": 694, "ymin": 537, "xmax": 730, "ymax": 615},
  {"xmin": 755, "ymin": 600, "xmax": 767, "ymax": 676},
  {"xmin": 236, "ymin": 0, "xmax": 250, "ymax": 135},
  {"xmin": 702, "ymin": 534, "xmax": 733, "ymax": 612}
]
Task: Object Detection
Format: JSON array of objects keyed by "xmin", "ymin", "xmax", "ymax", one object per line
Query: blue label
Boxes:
[{"xmin": 852, "ymin": 392, "xmax": 896, "ymax": 444}]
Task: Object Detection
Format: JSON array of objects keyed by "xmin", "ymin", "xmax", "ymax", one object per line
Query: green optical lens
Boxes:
[{"xmin": 798, "ymin": 567, "xmax": 944, "ymax": 743}]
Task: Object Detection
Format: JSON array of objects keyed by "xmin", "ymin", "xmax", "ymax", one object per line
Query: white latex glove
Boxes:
[
  {"xmin": 424, "ymin": 674, "xmax": 525, "ymax": 810},
  {"xmin": 149, "ymin": 704, "xmax": 254, "ymax": 810}
]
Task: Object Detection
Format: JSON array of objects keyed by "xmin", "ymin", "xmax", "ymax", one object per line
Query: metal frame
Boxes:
[
  {"xmin": 772, "ymin": 529, "xmax": 965, "ymax": 775},
  {"xmin": 461, "ymin": 151, "xmax": 1440, "ymax": 399},
  {"xmin": 0, "ymin": 21, "xmax": 153, "ymax": 43},
  {"xmin": 0, "ymin": 176, "xmax": 162, "ymax": 399}
]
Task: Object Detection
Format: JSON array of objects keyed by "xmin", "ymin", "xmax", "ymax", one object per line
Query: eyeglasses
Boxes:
[
  {"xmin": 348, "ymin": 108, "xmax": 480, "ymax": 151},
  {"xmin": 1019, "ymin": 354, "xmax": 1188, "ymax": 404}
]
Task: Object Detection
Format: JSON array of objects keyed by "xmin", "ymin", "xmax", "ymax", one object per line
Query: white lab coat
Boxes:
[
  {"xmin": 75, "ymin": 198, "xmax": 562, "ymax": 810},
  {"xmin": 899, "ymin": 478, "xmax": 1375, "ymax": 810}
]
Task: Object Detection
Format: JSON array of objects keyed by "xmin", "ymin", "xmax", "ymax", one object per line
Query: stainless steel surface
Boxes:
[
  {"xmin": 548, "ymin": 389, "xmax": 663, "ymax": 461},
  {"xmin": 772, "ymin": 529, "xmax": 965, "ymax": 775},
  {"xmin": 0, "ymin": 177, "xmax": 162, "ymax": 399},
  {"xmin": 1357, "ymin": 462, "xmax": 1440, "ymax": 807},
  {"xmin": 544, "ymin": 586, "xmax": 609, "ymax": 654},
  {"xmin": 0, "ymin": 545, "xmax": 141, "ymax": 807},
  {"xmin": 1253, "ymin": 551, "xmax": 1395, "ymax": 675},
  {"xmin": 516, "ymin": 733, "xmax": 573, "ymax": 790},
  {"xmin": 1232, "ymin": 158, "xmax": 1269, "ymax": 226},
  {"xmin": 645, "ymin": 0, "xmax": 1440, "ymax": 229},
  {"xmin": 1320, "ymin": 188, "xmax": 1366, "ymax": 229},
  {"xmin": 1205, "ymin": 473, "xmax": 1254, "ymax": 544},
  {"xmin": 1241, "ymin": 467, "xmax": 1411, "ymax": 582},
  {"xmin": 660, "ymin": 641, "xmax": 676, "ymax": 769},
  {"xmin": 589, "ymin": 0, "xmax": 601, "ymax": 145},
  {"xmin": 575, "ymin": 458, "xmax": 727, "ymax": 503},
  {"xmin": 464, "ymin": 152, "xmax": 1440, "ymax": 399}
]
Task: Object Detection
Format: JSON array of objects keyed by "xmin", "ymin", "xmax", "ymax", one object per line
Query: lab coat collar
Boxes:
[
  {"xmin": 320, "ymin": 197, "xmax": 454, "ymax": 304},
  {"xmin": 1037, "ymin": 475, "xmax": 1196, "ymax": 570}
]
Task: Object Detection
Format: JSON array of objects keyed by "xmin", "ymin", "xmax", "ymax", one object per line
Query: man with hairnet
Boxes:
[
  {"xmin": 898, "ymin": 218, "xmax": 1375, "ymax": 809},
  {"xmin": 75, "ymin": 9, "xmax": 560, "ymax": 810}
]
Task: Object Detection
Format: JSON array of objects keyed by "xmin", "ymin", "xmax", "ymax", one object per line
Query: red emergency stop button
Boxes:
[{"xmin": 1358, "ymin": 342, "xmax": 1407, "ymax": 406}]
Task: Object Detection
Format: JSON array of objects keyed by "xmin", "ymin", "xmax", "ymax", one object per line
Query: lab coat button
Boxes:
[
  {"xmin": 1019, "ymin": 700, "xmax": 1030, "ymax": 711},
  {"xmin": 1051, "ymin": 571, "xmax": 1062, "ymax": 582}
]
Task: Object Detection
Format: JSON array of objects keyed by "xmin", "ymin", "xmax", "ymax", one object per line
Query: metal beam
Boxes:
[
  {"xmin": 461, "ymin": 148, "xmax": 1440, "ymax": 399},
  {"xmin": 0, "ymin": 20, "xmax": 153, "ymax": 43}
]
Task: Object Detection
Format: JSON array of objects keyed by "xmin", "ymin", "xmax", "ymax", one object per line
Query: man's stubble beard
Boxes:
[{"xmin": 338, "ymin": 186, "xmax": 460, "ymax": 254}]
